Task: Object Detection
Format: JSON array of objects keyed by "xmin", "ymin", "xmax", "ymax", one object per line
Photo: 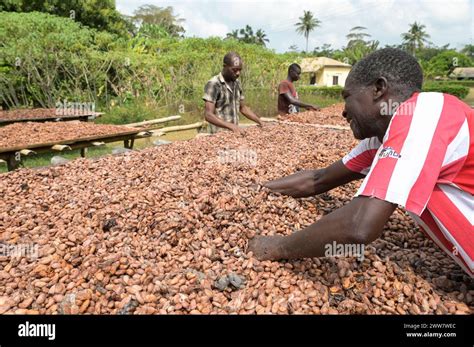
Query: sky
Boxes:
[{"xmin": 116, "ymin": 0, "xmax": 473, "ymax": 53}]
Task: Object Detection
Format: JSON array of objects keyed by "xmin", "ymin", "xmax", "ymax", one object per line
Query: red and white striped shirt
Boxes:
[{"xmin": 342, "ymin": 92, "xmax": 473, "ymax": 276}]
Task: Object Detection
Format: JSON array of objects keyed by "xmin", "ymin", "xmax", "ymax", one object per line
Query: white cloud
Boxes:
[{"xmin": 116, "ymin": 0, "xmax": 473, "ymax": 52}]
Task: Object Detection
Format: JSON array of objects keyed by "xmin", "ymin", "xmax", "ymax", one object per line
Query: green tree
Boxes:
[
  {"xmin": 426, "ymin": 51, "xmax": 473, "ymax": 77},
  {"xmin": 461, "ymin": 44, "xmax": 474, "ymax": 59},
  {"xmin": 313, "ymin": 43, "xmax": 335, "ymax": 57},
  {"xmin": 137, "ymin": 23, "xmax": 171, "ymax": 40},
  {"xmin": 401, "ymin": 22, "xmax": 431, "ymax": 55},
  {"xmin": 336, "ymin": 27, "xmax": 378, "ymax": 64},
  {"xmin": 343, "ymin": 40, "xmax": 379, "ymax": 64},
  {"xmin": 416, "ymin": 44, "xmax": 450, "ymax": 62},
  {"xmin": 0, "ymin": 0, "xmax": 130, "ymax": 36},
  {"xmin": 346, "ymin": 26, "xmax": 371, "ymax": 48},
  {"xmin": 288, "ymin": 44, "xmax": 299, "ymax": 53},
  {"xmin": 225, "ymin": 29, "xmax": 239, "ymax": 40},
  {"xmin": 239, "ymin": 25, "xmax": 254, "ymax": 43},
  {"xmin": 255, "ymin": 29, "xmax": 269, "ymax": 46},
  {"xmin": 225, "ymin": 25, "xmax": 269, "ymax": 46},
  {"xmin": 132, "ymin": 5, "xmax": 185, "ymax": 37},
  {"xmin": 295, "ymin": 10, "xmax": 321, "ymax": 52}
]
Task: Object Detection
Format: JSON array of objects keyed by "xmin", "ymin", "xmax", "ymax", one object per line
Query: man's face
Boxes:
[
  {"xmin": 223, "ymin": 57, "xmax": 243, "ymax": 81},
  {"xmin": 341, "ymin": 81, "xmax": 380, "ymax": 140},
  {"xmin": 289, "ymin": 67, "xmax": 301, "ymax": 81}
]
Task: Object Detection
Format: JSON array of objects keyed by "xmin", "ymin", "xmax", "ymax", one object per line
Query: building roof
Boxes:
[
  {"xmin": 450, "ymin": 67, "xmax": 474, "ymax": 78},
  {"xmin": 300, "ymin": 57, "xmax": 352, "ymax": 73}
]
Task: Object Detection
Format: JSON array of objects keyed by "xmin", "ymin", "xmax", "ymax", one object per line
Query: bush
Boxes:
[
  {"xmin": 0, "ymin": 12, "xmax": 294, "ymax": 110},
  {"xmin": 422, "ymin": 83, "xmax": 469, "ymax": 99},
  {"xmin": 0, "ymin": 11, "xmax": 116, "ymax": 108},
  {"xmin": 427, "ymin": 80, "xmax": 474, "ymax": 87}
]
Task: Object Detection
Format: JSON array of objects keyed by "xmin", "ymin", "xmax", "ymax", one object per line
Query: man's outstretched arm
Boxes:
[
  {"xmin": 204, "ymin": 101, "xmax": 240, "ymax": 133},
  {"xmin": 263, "ymin": 160, "xmax": 365, "ymax": 198},
  {"xmin": 282, "ymin": 92, "xmax": 320, "ymax": 111},
  {"xmin": 248, "ymin": 196, "xmax": 396, "ymax": 260},
  {"xmin": 240, "ymin": 101, "xmax": 263, "ymax": 126}
]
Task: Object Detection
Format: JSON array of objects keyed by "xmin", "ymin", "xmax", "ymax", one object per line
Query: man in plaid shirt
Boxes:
[{"xmin": 203, "ymin": 52, "xmax": 262, "ymax": 134}]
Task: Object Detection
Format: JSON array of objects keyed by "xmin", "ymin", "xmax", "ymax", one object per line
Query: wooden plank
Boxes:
[
  {"xmin": 149, "ymin": 122, "xmax": 203, "ymax": 136},
  {"xmin": 124, "ymin": 115, "xmax": 181, "ymax": 128}
]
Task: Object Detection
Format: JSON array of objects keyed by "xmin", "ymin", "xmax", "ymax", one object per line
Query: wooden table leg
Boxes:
[
  {"xmin": 80, "ymin": 148, "xmax": 87, "ymax": 157},
  {"xmin": 6, "ymin": 153, "xmax": 20, "ymax": 171},
  {"xmin": 123, "ymin": 139, "xmax": 133, "ymax": 149}
]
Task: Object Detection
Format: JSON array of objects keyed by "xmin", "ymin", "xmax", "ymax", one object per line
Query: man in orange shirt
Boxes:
[{"xmin": 278, "ymin": 63, "xmax": 320, "ymax": 115}]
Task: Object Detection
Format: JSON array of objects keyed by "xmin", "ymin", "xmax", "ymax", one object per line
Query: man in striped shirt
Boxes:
[{"xmin": 249, "ymin": 48, "xmax": 473, "ymax": 277}]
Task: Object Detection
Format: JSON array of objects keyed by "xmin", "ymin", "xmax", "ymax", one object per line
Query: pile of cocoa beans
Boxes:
[
  {"xmin": 278, "ymin": 104, "xmax": 347, "ymax": 126},
  {"xmin": 0, "ymin": 120, "xmax": 472, "ymax": 314},
  {"xmin": 0, "ymin": 122, "xmax": 136, "ymax": 149}
]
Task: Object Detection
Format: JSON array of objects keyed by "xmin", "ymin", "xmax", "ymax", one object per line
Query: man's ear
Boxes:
[{"xmin": 373, "ymin": 77, "xmax": 388, "ymax": 100}]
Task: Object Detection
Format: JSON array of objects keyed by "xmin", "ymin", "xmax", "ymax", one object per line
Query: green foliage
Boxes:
[
  {"xmin": 436, "ymin": 80, "xmax": 474, "ymax": 87},
  {"xmin": 422, "ymin": 51, "xmax": 473, "ymax": 78},
  {"xmin": 346, "ymin": 26, "xmax": 371, "ymax": 48},
  {"xmin": 0, "ymin": 0, "xmax": 130, "ymax": 36},
  {"xmin": 0, "ymin": 11, "xmax": 116, "ymax": 108},
  {"xmin": 137, "ymin": 23, "xmax": 171, "ymax": 40},
  {"xmin": 226, "ymin": 25, "xmax": 269, "ymax": 47},
  {"xmin": 312, "ymin": 44, "xmax": 334, "ymax": 56},
  {"xmin": 422, "ymin": 82, "xmax": 469, "ymax": 99},
  {"xmin": 131, "ymin": 5, "xmax": 185, "ymax": 37},
  {"xmin": 0, "ymin": 11, "xmax": 292, "ymax": 117},
  {"xmin": 341, "ymin": 40, "xmax": 379, "ymax": 65},
  {"xmin": 461, "ymin": 44, "xmax": 474, "ymax": 59},
  {"xmin": 298, "ymin": 85, "xmax": 344, "ymax": 98}
]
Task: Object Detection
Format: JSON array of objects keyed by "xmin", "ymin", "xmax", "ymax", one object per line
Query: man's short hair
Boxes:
[
  {"xmin": 347, "ymin": 48, "xmax": 423, "ymax": 99},
  {"xmin": 288, "ymin": 63, "xmax": 301, "ymax": 73},
  {"xmin": 223, "ymin": 52, "xmax": 242, "ymax": 66}
]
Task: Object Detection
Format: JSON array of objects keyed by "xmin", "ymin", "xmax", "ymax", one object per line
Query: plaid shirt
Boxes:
[{"xmin": 202, "ymin": 73, "xmax": 244, "ymax": 134}]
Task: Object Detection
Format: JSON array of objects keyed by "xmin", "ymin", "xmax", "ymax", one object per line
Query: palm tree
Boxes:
[
  {"xmin": 239, "ymin": 25, "xmax": 254, "ymax": 44},
  {"xmin": 225, "ymin": 29, "xmax": 239, "ymax": 40},
  {"xmin": 401, "ymin": 22, "xmax": 431, "ymax": 55},
  {"xmin": 255, "ymin": 29, "xmax": 269, "ymax": 46},
  {"xmin": 295, "ymin": 10, "xmax": 321, "ymax": 52},
  {"xmin": 346, "ymin": 26, "xmax": 371, "ymax": 48},
  {"xmin": 288, "ymin": 44, "xmax": 299, "ymax": 52},
  {"xmin": 344, "ymin": 40, "xmax": 379, "ymax": 64}
]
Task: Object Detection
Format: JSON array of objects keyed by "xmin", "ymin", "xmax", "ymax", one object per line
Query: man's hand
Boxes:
[
  {"xmin": 248, "ymin": 196, "xmax": 397, "ymax": 261},
  {"xmin": 262, "ymin": 160, "xmax": 365, "ymax": 198},
  {"xmin": 306, "ymin": 105, "xmax": 321, "ymax": 111},
  {"xmin": 231, "ymin": 124, "xmax": 242, "ymax": 135}
]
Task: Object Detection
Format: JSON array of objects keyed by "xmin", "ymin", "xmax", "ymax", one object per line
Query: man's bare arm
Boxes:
[
  {"xmin": 249, "ymin": 196, "xmax": 396, "ymax": 261},
  {"xmin": 204, "ymin": 101, "xmax": 240, "ymax": 133},
  {"xmin": 282, "ymin": 92, "xmax": 320, "ymax": 111},
  {"xmin": 239, "ymin": 101, "xmax": 263, "ymax": 126},
  {"xmin": 263, "ymin": 160, "xmax": 365, "ymax": 198}
]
